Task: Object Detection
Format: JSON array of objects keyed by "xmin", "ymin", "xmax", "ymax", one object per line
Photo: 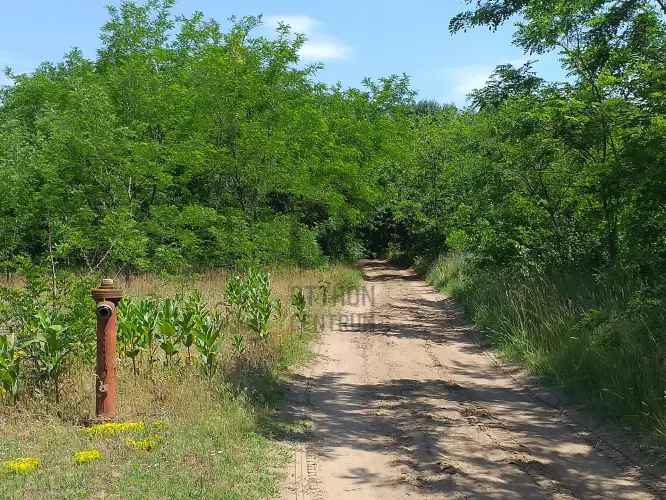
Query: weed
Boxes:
[
  {"xmin": 0, "ymin": 264, "xmax": 358, "ymax": 498},
  {"xmin": 83, "ymin": 421, "xmax": 145, "ymax": 436},
  {"xmin": 73, "ymin": 449, "xmax": 103, "ymax": 464},
  {"xmin": 2, "ymin": 458, "xmax": 40, "ymax": 474}
]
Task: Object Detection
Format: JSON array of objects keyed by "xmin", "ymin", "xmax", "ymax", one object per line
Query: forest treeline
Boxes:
[
  {"xmin": 1, "ymin": 0, "xmax": 665, "ymax": 278},
  {"xmin": 1, "ymin": 1, "xmax": 666, "ymax": 430}
]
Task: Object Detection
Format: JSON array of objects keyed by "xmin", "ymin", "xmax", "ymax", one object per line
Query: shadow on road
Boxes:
[{"xmin": 276, "ymin": 262, "xmax": 661, "ymax": 499}]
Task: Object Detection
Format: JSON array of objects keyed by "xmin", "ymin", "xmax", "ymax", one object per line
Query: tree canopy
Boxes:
[
  {"xmin": 0, "ymin": 2, "xmax": 414, "ymax": 273},
  {"xmin": 1, "ymin": 0, "xmax": 665, "ymax": 287}
]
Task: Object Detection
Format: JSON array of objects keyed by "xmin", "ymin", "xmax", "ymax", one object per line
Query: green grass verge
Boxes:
[
  {"xmin": 1, "ymin": 372, "xmax": 285, "ymax": 499},
  {"xmin": 425, "ymin": 253, "xmax": 666, "ymax": 439}
]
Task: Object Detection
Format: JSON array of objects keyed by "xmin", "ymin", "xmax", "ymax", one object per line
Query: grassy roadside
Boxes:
[
  {"xmin": 423, "ymin": 254, "xmax": 666, "ymax": 440},
  {"xmin": 0, "ymin": 265, "xmax": 361, "ymax": 499}
]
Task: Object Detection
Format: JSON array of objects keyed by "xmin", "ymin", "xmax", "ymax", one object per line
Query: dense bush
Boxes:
[
  {"xmin": 0, "ymin": 0, "xmax": 402, "ymax": 273},
  {"xmin": 2, "ymin": 1, "xmax": 665, "ymax": 297},
  {"xmin": 389, "ymin": 2, "xmax": 665, "ymax": 281}
]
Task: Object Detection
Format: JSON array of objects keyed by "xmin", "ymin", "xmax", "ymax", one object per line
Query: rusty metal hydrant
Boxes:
[{"xmin": 91, "ymin": 278, "xmax": 123, "ymax": 420}]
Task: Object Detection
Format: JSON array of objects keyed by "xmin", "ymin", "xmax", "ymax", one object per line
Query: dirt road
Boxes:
[{"xmin": 280, "ymin": 261, "xmax": 664, "ymax": 499}]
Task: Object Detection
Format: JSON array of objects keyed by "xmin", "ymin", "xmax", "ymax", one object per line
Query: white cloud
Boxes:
[
  {"xmin": 446, "ymin": 64, "xmax": 495, "ymax": 101},
  {"xmin": 263, "ymin": 15, "xmax": 351, "ymax": 62},
  {"xmin": 299, "ymin": 40, "xmax": 350, "ymax": 61},
  {"xmin": 264, "ymin": 15, "xmax": 319, "ymax": 35},
  {"xmin": 441, "ymin": 58, "xmax": 528, "ymax": 106}
]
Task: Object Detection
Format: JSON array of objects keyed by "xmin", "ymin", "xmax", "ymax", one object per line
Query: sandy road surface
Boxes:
[{"xmin": 280, "ymin": 261, "xmax": 665, "ymax": 500}]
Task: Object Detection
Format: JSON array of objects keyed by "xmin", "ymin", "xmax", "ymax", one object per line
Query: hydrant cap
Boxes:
[{"xmin": 92, "ymin": 278, "xmax": 123, "ymax": 302}]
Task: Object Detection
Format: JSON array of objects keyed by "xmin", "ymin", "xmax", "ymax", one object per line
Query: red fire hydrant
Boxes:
[{"xmin": 91, "ymin": 279, "xmax": 123, "ymax": 420}]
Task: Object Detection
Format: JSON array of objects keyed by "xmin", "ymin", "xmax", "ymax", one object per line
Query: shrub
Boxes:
[{"xmin": 73, "ymin": 449, "xmax": 103, "ymax": 464}]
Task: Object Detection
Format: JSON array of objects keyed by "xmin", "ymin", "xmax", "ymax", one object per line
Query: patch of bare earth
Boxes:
[{"xmin": 280, "ymin": 260, "xmax": 666, "ymax": 500}]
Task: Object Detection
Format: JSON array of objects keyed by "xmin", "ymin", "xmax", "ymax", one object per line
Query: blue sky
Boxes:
[{"xmin": 0, "ymin": 1, "xmax": 564, "ymax": 106}]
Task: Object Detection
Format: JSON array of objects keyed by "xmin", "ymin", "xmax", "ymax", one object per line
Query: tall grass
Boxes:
[{"xmin": 427, "ymin": 254, "xmax": 666, "ymax": 437}]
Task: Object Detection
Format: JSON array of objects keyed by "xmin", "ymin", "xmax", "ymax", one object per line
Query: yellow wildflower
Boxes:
[
  {"xmin": 73, "ymin": 449, "xmax": 103, "ymax": 464},
  {"xmin": 126, "ymin": 437, "xmax": 160, "ymax": 451},
  {"xmin": 83, "ymin": 422, "xmax": 144, "ymax": 437},
  {"xmin": 3, "ymin": 458, "xmax": 40, "ymax": 474}
]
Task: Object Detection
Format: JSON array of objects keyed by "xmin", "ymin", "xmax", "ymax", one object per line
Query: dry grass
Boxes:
[
  {"xmin": 115, "ymin": 264, "xmax": 359, "ymax": 384},
  {"xmin": 0, "ymin": 264, "xmax": 361, "ymax": 499},
  {"xmin": 118, "ymin": 265, "xmax": 354, "ymax": 303}
]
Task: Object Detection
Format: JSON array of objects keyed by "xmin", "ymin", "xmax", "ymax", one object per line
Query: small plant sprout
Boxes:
[{"xmin": 291, "ymin": 288, "xmax": 309, "ymax": 334}]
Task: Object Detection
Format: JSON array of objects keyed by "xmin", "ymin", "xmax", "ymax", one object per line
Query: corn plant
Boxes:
[
  {"xmin": 158, "ymin": 298, "xmax": 180, "ymax": 367},
  {"xmin": 117, "ymin": 297, "xmax": 160, "ymax": 373},
  {"xmin": 224, "ymin": 274, "xmax": 245, "ymax": 323},
  {"xmin": 29, "ymin": 311, "xmax": 73, "ymax": 403},
  {"xmin": 179, "ymin": 292, "xmax": 206, "ymax": 364},
  {"xmin": 225, "ymin": 269, "xmax": 275, "ymax": 340},
  {"xmin": 245, "ymin": 299, "xmax": 272, "ymax": 341},
  {"xmin": 232, "ymin": 334, "xmax": 245, "ymax": 355},
  {"xmin": 195, "ymin": 311, "xmax": 224, "ymax": 376},
  {"xmin": 0, "ymin": 333, "xmax": 24, "ymax": 402},
  {"xmin": 138, "ymin": 298, "xmax": 160, "ymax": 369},
  {"xmin": 118, "ymin": 301, "xmax": 143, "ymax": 375},
  {"xmin": 291, "ymin": 288, "xmax": 309, "ymax": 334}
]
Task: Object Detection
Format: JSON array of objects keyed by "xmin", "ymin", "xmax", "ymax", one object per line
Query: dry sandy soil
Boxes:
[{"xmin": 280, "ymin": 261, "xmax": 665, "ymax": 500}]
